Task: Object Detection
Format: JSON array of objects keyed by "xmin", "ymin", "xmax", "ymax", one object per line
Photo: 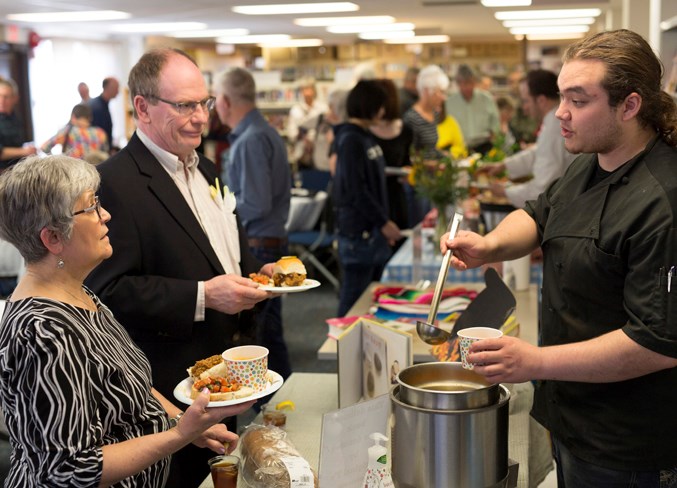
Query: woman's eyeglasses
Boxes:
[{"xmin": 73, "ymin": 195, "xmax": 102, "ymax": 220}]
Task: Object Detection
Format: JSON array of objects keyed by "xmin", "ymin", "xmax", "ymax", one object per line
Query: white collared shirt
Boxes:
[{"xmin": 136, "ymin": 129, "xmax": 241, "ymax": 321}]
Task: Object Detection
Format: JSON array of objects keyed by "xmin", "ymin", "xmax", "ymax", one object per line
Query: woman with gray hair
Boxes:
[
  {"xmin": 402, "ymin": 64, "xmax": 449, "ymax": 159},
  {"xmin": 0, "ymin": 155, "xmax": 253, "ymax": 487}
]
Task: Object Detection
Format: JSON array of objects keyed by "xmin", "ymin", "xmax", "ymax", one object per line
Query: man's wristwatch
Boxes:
[{"xmin": 169, "ymin": 412, "xmax": 184, "ymax": 429}]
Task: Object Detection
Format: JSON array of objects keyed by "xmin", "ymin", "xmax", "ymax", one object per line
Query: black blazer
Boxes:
[{"xmin": 85, "ymin": 133, "xmax": 262, "ymax": 397}]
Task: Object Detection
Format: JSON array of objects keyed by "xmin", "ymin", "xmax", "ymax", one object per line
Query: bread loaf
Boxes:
[{"xmin": 240, "ymin": 424, "xmax": 319, "ymax": 487}]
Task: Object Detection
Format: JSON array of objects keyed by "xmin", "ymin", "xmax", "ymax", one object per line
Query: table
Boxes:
[
  {"xmin": 198, "ymin": 373, "xmax": 553, "ymax": 488},
  {"xmin": 381, "ymin": 226, "xmax": 542, "ymax": 286},
  {"xmin": 317, "ymin": 281, "xmax": 540, "ymax": 362}
]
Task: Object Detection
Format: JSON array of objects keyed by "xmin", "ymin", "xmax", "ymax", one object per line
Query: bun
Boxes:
[
  {"xmin": 272, "ymin": 256, "xmax": 307, "ymax": 287},
  {"xmin": 240, "ymin": 424, "xmax": 319, "ymax": 487},
  {"xmin": 190, "ymin": 376, "xmax": 253, "ymax": 402}
]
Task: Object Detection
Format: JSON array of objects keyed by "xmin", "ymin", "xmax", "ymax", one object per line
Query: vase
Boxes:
[{"xmin": 434, "ymin": 203, "xmax": 453, "ymax": 243}]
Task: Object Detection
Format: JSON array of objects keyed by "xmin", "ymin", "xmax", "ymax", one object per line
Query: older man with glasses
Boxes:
[{"xmin": 85, "ymin": 47, "xmax": 273, "ymax": 488}]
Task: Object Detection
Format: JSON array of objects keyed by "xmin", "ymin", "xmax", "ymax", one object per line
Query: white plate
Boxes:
[
  {"xmin": 258, "ymin": 279, "xmax": 321, "ymax": 294},
  {"xmin": 173, "ymin": 370, "xmax": 284, "ymax": 407}
]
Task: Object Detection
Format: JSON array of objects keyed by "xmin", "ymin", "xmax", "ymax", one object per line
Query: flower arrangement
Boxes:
[
  {"xmin": 407, "ymin": 151, "xmax": 469, "ymax": 211},
  {"xmin": 408, "ymin": 151, "xmax": 470, "ymax": 239}
]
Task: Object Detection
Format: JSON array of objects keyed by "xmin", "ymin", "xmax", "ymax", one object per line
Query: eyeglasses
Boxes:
[
  {"xmin": 150, "ymin": 95, "xmax": 216, "ymax": 116},
  {"xmin": 73, "ymin": 195, "xmax": 102, "ymax": 220}
]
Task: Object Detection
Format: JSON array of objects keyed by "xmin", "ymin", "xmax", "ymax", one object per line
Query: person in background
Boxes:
[
  {"xmin": 495, "ymin": 96, "xmax": 518, "ymax": 155},
  {"xmin": 0, "ymin": 78, "xmax": 35, "ymax": 170},
  {"xmin": 0, "ymin": 155, "xmax": 253, "ymax": 487},
  {"xmin": 307, "ymin": 88, "xmax": 348, "ymax": 173},
  {"xmin": 479, "ymin": 75, "xmax": 493, "ymax": 93},
  {"xmin": 369, "ymin": 78, "xmax": 413, "ymax": 233},
  {"xmin": 85, "ymin": 48, "xmax": 272, "ymax": 487},
  {"xmin": 214, "ymin": 67, "xmax": 292, "ymax": 381},
  {"xmin": 446, "ymin": 64, "xmax": 500, "ymax": 155},
  {"xmin": 403, "ymin": 65, "xmax": 448, "ymax": 159},
  {"xmin": 442, "ymin": 29, "xmax": 677, "ymax": 487},
  {"xmin": 402, "ymin": 65, "xmax": 449, "ymax": 226},
  {"xmin": 398, "ymin": 67, "xmax": 420, "ymax": 116},
  {"xmin": 436, "ymin": 103, "xmax": 467, "ymax": 159},
  {"xmin": 77, "ymin": 81, "xmax": 90, "ymax": 103},
  {"xmin": 287, "ymin": 78, "xmax": 328, "ymax": 168},
  {"xmin": 486, "ymin": 70, "xmax": 576, "ymax": 208},
  {"xmin": 506, "ymin": 68, "xmax": 539, "ymax": 145},
  {"xmin": 89, "ymin": 76, "xmax": 119, "ymax": 151},
  {"xmin": 333, "ymin": 80, "xmax": 402, "ymax": 316},
  {"xmin": 0, "ymin": 237, "xmax": 22, "ymax": 298},
  {"xmin": 41, "ymin": 103, "xmax": 109, "ymax": 161}
]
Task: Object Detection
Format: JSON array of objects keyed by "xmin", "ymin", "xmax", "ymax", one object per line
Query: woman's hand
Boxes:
[{"xmin": 177, "ymin": 390, "xmax": 256, "ymax": 446}]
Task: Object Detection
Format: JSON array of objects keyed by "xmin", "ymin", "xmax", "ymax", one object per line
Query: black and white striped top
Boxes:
[
  {"xmin": 0, "ymin": 290, "xmax": 170, "ymax": 487},
  {"xmin": 402, "ymin": 108, "xmax": 442, "ymax": 159}
]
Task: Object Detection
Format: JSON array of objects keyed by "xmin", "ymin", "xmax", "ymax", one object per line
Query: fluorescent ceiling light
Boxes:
[
  {"xmin": 481, "ymin": 0, "xmax": 531, "ymax": 6},
  {"xmin": 503, "ymin": 17, "xmax": 595, "ymax": 27},
  {"xmin": 216, "ymin": 34, "xmax": 290, "ymax": 44},
  {"xmin": 518, "ymin": 32, "xmax": 585, "ymax": 41},
  {"xmin": 7, "ymin": 10, "xmax": 130, "ymax": 22},
  {"xmin": 233, "ymin": 2, "xmax": 358, "ymax": 15},
  {"xmin": 385, "ymin": 35, "xmax": 450, "ymax": 44},
  {"xmin": 495, "ymin": 8, "xmax": 601, "ymax": 20},
  {"xmin": 111, "ymin": 22, "xmax": 206, "ymax": 33},
  {"xmin": 259, "ymin": 38, "xmax": 324, "ymax": 47},
  {"xmin": 328, "ymin": 23, "xmax": 414, "ymax": 33},
  {"xmin": 358, "ymin": 30, "xmax": 415, "ymax": 40},
  {"xmin": 171, "ymin": 29, "xmax": 250, "ymax": 38},
  {"xmin": 509, "ymin": 25, "xmax": 589, "ymax": 35},
  {"xmin": 294, "ymin": 15, "xmax": 394, "ymax": 26}
]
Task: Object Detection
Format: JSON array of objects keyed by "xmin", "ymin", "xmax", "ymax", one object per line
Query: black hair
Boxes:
[{"xmin": 346, "ymin": 80, "xmax": 387, "ymax": 120}]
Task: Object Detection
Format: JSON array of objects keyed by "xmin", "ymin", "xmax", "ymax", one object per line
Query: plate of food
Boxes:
[
  {"xmin": 173, "ymin": 354, "xmax": 284, "ymax": 407},
  {"xmin": 249, "ymin": 256, "xmax": 321, "ymax": 293}
]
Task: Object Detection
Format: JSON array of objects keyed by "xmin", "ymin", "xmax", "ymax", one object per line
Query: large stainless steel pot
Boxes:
[
  {"xmin": 391, "ymin": 362, "xmax": 510, "ymax": 488},
  {"xmin": 397, "ymin": 361, "xmax": 499, "ymax": 410}
]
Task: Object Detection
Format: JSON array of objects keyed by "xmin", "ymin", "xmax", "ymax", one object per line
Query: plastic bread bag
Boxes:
[{"xmin": 239, "ymin": 424, "xmax": 319, "ymax": 488}]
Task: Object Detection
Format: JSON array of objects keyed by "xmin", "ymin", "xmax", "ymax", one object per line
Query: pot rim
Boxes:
[{"xmin": 391, "ymin": 384, "xmax": 511, "ymax": 414}]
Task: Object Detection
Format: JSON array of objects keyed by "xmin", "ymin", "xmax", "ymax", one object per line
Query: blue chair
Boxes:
[{"xmin": 287, "ymin": 170, "xmax": 339, "ymax": 290}]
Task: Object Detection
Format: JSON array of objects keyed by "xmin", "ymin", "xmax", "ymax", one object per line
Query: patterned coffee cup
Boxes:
[
  {"xmin": 222, "ymin": 345, "xmax": 269, "ymax": 392},
  {"xmin": 457, "ymin": 327, "xmax": 503, "ymax": 370}
]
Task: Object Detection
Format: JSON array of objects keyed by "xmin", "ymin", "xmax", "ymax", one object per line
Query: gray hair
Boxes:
[
  {"xmin": 214, "ymin": 67, "xmax": 256, "ymax": 105},
  {"xmin": 0, "ymin": 155, "xmax": 100, "ymax": 263},
  {"xmin": 328, "ymin": 89, "xmax": 348, "ymax": 122},
  {"xmin": 0, "ymin": 77, "xmax": 18, "ymax": 96},
  {"xmin": 456, "ymin": 64, "xmax": 477, "ymax": 82},
  {"xmin": 416, "ymin": 65, "xmax": 449, "ymax": 95}
]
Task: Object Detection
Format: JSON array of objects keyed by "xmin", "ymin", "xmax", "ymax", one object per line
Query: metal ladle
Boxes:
[{"xmin": 416, "ymin": 212, "xmax": 464, "ymax": 345}]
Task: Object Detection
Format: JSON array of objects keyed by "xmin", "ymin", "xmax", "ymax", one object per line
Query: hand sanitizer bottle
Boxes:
[{"xmin": 362, "ymin": 432, "xmax": 394, "ymax": 488}]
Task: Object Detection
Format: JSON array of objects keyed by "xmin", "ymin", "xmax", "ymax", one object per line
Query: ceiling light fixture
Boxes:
[
  {"xmin": 171, "ymin": 29, "xmax": 250, "ymax": 38},
  {"xmin": 327, "ymin": 23, "xmax": 414, "ymax": 34},
  {"xmin": 502, "ymin": 17, "xmax": 595, "ymax": 27},
  {"xmin": 216, "ymin": 34, "xmax": 290, "ymax": 44},
  {"xmin": 233, "ymin": 2, "xmax": 358, "ymax": 15},
  {"xmin": 294, "ymin": 15, "xmax": 394, "ymax": 26},
  {"xmin": 495, "ymin": 8, "xmax": 601, "ymax": 20},
  {"xmin": 7, "ymin": 10, "xmax": 131, "ymax": 22},
  {"xmin": 519, "ymin": 32, "xmax": 586, "ymax": 41},
  {"xmin": 509, "ymin": 25, "xmax": 590, "ymax": 35},
  {"xmin": 111, "ymin": 22, "xmax": 207, "ymax": 33},
  {"xmin": 481, "ymin": 0, "xmax": 531, "ymax": 6},
  {"xmin": 358, "ymin": 30, "xmax": 415, "ymax": 40},
  {"xmin": 259, "ymin": 38, "xmax": 324, "ymax": 47},
  {"xmin": 384, "ymin": 35, "xmax": 450, "ymax": 44}
]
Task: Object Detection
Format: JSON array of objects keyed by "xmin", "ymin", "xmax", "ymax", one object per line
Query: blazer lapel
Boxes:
[{"xmin": 127, "ymin": 135, "xmax": 225, "ymax": 275}]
